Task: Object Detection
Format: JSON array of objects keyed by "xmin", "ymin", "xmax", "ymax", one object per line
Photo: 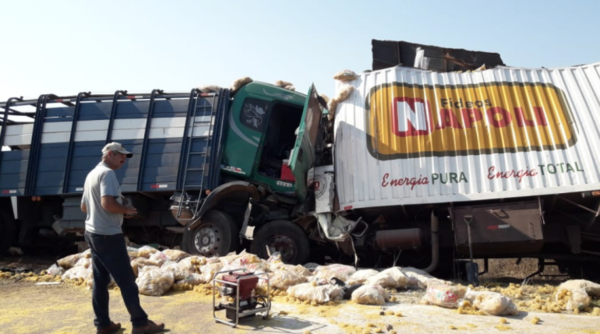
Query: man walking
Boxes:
[{"xmin": 81, "ymin": 142, "xmax": 165, "ymax": 334}]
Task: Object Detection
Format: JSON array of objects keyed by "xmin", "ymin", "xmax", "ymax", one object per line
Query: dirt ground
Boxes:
[
  {"xmin": 1, "ymin": 253, "xmax": 600, "ymax": 334},
  {"xmin": 1, "ymin": 279, "xmax": 600, "ymax": 334}
]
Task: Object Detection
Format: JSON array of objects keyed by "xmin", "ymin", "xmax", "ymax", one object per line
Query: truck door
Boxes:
[
  {"xmin": 288, "ymin": 84, "xmax": 327, "ymax": 201},
  {"xmin": 221, "ymin": 97, "xmax": 270, "ymax": 177}
]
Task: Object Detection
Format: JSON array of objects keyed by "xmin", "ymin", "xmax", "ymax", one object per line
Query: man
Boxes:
[{"xmin": 81, "ymin": 142, "xmax": 165, "ymax": 334}]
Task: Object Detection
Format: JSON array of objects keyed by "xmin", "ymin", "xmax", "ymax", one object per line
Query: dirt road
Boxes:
[{"xmin": 1, "ymin": 280, "xmax": 599, "ymax": 334}]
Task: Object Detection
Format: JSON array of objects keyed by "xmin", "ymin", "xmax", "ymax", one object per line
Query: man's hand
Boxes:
[
  {"xmin": 101, "ymin": 196, "xmax": 137, "ymax": 215},
  {"xmin": 124, "ymin": 204, "xmax": 137, "ymax": 219}
]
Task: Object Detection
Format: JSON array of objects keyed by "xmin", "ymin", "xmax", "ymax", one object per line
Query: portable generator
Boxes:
[{"xmin": 212, "ymin": 269, "xmax": 270, "ymax": 327}]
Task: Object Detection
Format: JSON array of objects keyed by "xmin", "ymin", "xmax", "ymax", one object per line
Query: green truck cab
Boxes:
[
  {"xmin": 180, "ymin": 81, "xmax": 329, "ymax": 264},
  {"xmin": 220, "ymin": 81, "xmax": 326, "ymax": 201}
]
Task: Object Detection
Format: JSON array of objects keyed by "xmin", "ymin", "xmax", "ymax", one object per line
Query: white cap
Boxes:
[{"xmin": 102, "ymin": 142, "xmax": 133, "ymax": 158}]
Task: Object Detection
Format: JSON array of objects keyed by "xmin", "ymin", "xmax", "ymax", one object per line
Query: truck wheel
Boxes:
[
  {"xmin": 182, "ymin": 210, "xmax": 239, "ymax": 257},
  {"xmin": 0, "ymin": 209, "xmax": 16, "ymax": 254},
  {"xmin": 251, "ymin": 220, "xmax": 310, "ymax": 265}
]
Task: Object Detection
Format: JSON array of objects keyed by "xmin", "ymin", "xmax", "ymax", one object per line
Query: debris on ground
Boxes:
[{"xmin": 1, "ymin": 248, "xmax": 600, "ymax": 318}]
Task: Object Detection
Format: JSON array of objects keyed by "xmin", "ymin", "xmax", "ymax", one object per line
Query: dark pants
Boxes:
[{"xmin": 84, "ymin": 231, "xmax": 149, "ymax": 329}]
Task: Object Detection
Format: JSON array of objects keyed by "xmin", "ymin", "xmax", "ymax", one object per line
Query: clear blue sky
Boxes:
[{"xmin": 1, "ymin": 0, "xmax": 599, "ymax": 101}]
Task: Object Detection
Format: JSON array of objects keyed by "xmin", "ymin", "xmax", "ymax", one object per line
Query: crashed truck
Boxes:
[{"xmin": 1, "ymin": 40, "xmax": 600, "ymax": 280}]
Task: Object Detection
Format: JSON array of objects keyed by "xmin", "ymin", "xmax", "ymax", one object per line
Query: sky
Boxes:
[{"xmin": 1, "ymin": 0, "xmax": 599, "ymax": 102}]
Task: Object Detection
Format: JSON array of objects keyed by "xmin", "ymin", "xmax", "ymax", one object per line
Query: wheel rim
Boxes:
[
  {"xmin": 268, "ymin": 235, "xmax": 297, "ymax": 263},
  {"xmin": 193, "ymin": 224, "xmax": 221, "ymax": 255}
]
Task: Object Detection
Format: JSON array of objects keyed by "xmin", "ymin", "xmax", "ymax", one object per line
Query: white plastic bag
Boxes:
[
  {"xmin": 335, "ymin": 85, "xmax": 354, "ymax": 102},
  {"xmin": 269, "ymin": 268, "xmax": 308, "ymax": 290},
  {"xmin": 400, "ymin": 267, "xmax": 435, "ymax": 287},
  {"xmin": 126, "ymin": 246, "xmax": 139, "ymax": 258},
  {"xmin": 172, "ymin": 273, "xmax": 205, "ymax": 290},
  {"xmin": 347, "ymin": 269, "xmax": 379, "ymax": 285},
  {"xmin": 178, "ymin": 256, "xmax": 207, "ymax": 271},
  {"xmin": 464, "ymin": 289, "xmax": 518, "ymax": 315},
  {"xmin": 162, "ymin": 249, "xmax": 190, "ymax": 262},
  {"xmin": 57, "ymin": 253, "xmax": 83, "ymax": 269},
  {"xmin": 333, "ymin": 69, "xmax": 358, "ymax": 82},
  {"xmin": 313, "ymin": 264, "xmax": 356, "ymax": 282},
  {"xmin": 231, "ymin": 77, "xmax": 252, "ymax": 92},
  {"xmin": 198, "ymin": 84, "xmax": 221, "ymax": 92},
  {"xmin": 381, "ymin": 267, "xmax": 411, "ymax": 288},
  {"xmin": 149, "ymin": 251, "xmax": 168, "ymax": 266},
  {"xmin": 554, "ymin": 280, "xmax": 596, "ymax": 311},
  {"xmin": 286, "ymin": 283, "xmax": 344, "ymax": 304},
  {"xmin": 365, "ymin": 272, "xmax": 398, "ymax": 289},
  {"xmin": 74, "ymin": 257, "xmax": 91, "ymax": 269},
  {"xmin": 131, "ymin": 257, "xmax": 160, "ymax": 277},
  {"xmin": 351, "ymin": 284, "xmax": 389, "ymax": 305},
  {"xmin": 421, "ymin": 283, "xmax": 467, "ymax": 308},
  {"xmin": 136, "ymin": 268, "xmax": 175, "ymax": 296},
  {"xmin": 46, "ymin": 264, "xmax": 64, "ymax": 276},
  {"xmin": 200, "ymin": 263, "xmax": 224, "ymax": 283},
  {"xmin": 137, "ymin": 245, "xmax": 159, "ymax": 258},
  {"xmin": 61, "ymin": 266, "xmax": 92, "ymax": 281},
  {"xmin": 161, "ymin": 260, "xmax": 192, "ymax": 281}
]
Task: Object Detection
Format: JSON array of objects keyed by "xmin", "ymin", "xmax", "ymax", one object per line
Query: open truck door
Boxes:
[{"xmin": 288, "ymin": 84, "xmax": 328, "ymax": 201}]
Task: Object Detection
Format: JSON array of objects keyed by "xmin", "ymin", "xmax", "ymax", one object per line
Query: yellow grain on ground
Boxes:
[
  {"xmin": 336, "ymin": 323, "xmax": 365, "ymax": 334},
  {"xmin": 495, "ymin": 324, "xmax": 512, "ymax": 331}
]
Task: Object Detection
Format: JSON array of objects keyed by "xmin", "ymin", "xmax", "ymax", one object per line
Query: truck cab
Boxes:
[
  {"xmin": 179, "ymin": 81, "xmax": 329, "ymax": 264},
  {"xmin": 220, "ymin": 82, "xmax": 306, "ymax": 195},
  {"xmin": 219, "ymin": 81, "xmax": 327, "ymax": 201}
]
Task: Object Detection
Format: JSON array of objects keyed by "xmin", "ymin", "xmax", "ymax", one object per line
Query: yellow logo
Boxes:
[{"xmin": 366, "ymin": 82, "xmax": 576, "ymax": 160}]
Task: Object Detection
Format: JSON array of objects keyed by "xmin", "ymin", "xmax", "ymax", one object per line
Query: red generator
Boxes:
[{"xmin": 212, "ymin": 269, "xmax": 270, "ymax": 327}]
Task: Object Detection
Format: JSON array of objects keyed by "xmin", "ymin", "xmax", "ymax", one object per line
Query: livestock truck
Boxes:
[{"xmin": 2, "ymin": 43, "xmax": 600, "ymax": 280}]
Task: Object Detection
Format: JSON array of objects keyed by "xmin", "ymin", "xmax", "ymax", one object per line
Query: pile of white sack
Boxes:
[
  {"xmin": 47, "ymin": 246, "xmax": 443, "ymax": 303},
  {"xmin": 46, "ymin": 247, "xmax": 599, "ymax": 314}
]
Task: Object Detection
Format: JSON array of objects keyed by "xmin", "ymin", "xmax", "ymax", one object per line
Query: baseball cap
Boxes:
[{"xmin": 102, "ymin": 142, "xmax": 133, "ymax": 158}]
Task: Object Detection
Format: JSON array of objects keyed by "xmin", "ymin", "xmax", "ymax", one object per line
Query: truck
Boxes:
[{"xmin": 2, "ymin": 40, "xmax": 600, "ymax": 280}]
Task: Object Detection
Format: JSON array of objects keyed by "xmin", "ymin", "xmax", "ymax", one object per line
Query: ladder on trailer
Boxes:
[{"xmin": 175, "ymin": 89, "xmax": 219, "ymax": 222}]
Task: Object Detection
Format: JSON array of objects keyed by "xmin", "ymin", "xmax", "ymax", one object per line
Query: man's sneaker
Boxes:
[
  {"xmin": 132, "ymin": 320, "xmax": 165, "ymax": 334},
  {"xmin": 96, "ymin": 322, "xmax": 121, "ymax": 334}
]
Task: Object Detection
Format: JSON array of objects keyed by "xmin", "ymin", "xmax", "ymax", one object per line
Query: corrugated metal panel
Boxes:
[{"xmin": 333, "ymin": 63, "xmax": 600, "ymax": 210}]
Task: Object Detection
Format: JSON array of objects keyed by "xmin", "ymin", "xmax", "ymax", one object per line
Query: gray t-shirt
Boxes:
[{"xmin": 82, "ymin": 162, "xmax": 124, "ymax": 235}]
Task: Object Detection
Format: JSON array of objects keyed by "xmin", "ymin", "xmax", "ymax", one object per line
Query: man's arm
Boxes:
[
  {"xmin": 81, "ymin": 203, "xmax": 87, "ymax": 213},
  {"xmin": 101, "ymin": 196, "xmax": 137, "ymax": 215}
]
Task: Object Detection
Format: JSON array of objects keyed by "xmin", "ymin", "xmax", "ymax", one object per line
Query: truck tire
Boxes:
[
  {"xmin": 182, "ymin": 210, "xmax": 239, "ymax": 257},
  {"xmin": 0, "ymin": 209, "xmax": 16, "ymax": 254},
  {"xmin": 251, "ymin": 220, "xmax": 310, "ymax": 265}
]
